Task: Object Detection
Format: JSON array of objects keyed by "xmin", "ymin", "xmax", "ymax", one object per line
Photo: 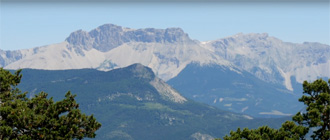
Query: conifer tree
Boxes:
[
  {"xmin": 218, "ymin": 79, "xmax": 329, "ymax": 140},
  {"xmin": 293, "ymin": 79, "xmax": 330, "ymax": 140},
  {"xmin": 0, "ymin": 68, "xmax": 101, "ymax": 139}
]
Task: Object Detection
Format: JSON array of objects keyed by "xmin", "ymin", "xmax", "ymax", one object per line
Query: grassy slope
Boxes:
[{"xmin": 14, "ymin": 67, "xmax": 290, "ymax": 139}]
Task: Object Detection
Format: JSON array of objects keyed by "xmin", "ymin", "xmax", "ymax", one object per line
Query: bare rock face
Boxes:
[
  {"xmin": 66, "ymin": 30, "xmax": 93, "ymax": 50},
  {"xmin": 0, "ymin": 50, "xmax": 23, "ymax": 67},
  {"xmin": 205, "ymin": 33, "xmax": 330, "ymax": 90},
  {"xmin": 89, "ymin": 24, "xmax": 126, "ymax": 52},
  {"xmin": 127, "ymin": 63, "xmax": 187, "ymax": 103},
  {"xmin": 150, "ymin": 77, "xmax": 187, "ymax": 104},
  {"xmin": 65, "ymin": 24, "xmax": 192, "ymax": 52},
  {"xmin": 164, "ymin": 27, "xmax": 189, "ymax": 43},
  {"xmin": 128, "ymin": 63, "xmax": 155, "ymax": 80}
]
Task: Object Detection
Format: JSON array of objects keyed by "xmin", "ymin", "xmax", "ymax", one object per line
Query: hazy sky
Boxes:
[{"xmin": 1, "ymin": 1, "xmax": 329, "ymax": 50}]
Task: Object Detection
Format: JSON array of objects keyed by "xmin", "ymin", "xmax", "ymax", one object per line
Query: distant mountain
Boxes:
[
  {"xmin": 15, "ymin": 64, "xmax": 289, "ymax": 140},
  {"xmin": 65, "ymin": 25, "xmax": 193, "ymax": 52},
  {"xmin": 2, "ymin": 24, "xmax": 329, "ymax": 91},
  {"xmin": 0, "ymin": 49, "xmax": 22, "ymax": 67},
  {"xmin": 168, "ymin": 63, "xmax": 303, "ymax": 118},
  {"xmin": 3, "ymin": 24, "xmax": 229, "ymax": 81},
  {"xmin": 202, "ymin": 33, "xmax": 330, "ymax": 91}
]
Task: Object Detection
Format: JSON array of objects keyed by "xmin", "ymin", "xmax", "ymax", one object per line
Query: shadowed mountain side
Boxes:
[
  {"xmin": 168, "ymin": 63, "xmax": 303, "ymax": 118},
  {"xmin": 13, "ymin": 64, "xmax": 290, "ymax": 140}
]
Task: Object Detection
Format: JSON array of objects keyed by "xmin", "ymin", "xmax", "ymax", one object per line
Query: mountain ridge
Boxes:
[
  {"xmin": 203, "ymin": 32, "xmax": 330, "ymax": 90},
  {"xmin": 1, "ymin": 23, "xmax": 329, "ymax": 91},
  {"xmin": 14, "ymin": 63, "xmax": 290, "ymax": 139},
  {"xmin": 3, "ymin": 23, "xmax": 231, "ymax": 81},
  {"xmin": 65, "ymin": 24, "xmax": 192, "ymax": 53}
]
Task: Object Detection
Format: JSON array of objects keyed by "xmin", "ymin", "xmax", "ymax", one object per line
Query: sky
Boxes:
[{"xmin": 0, "ymin": 1, "xmax": 329, "ymax": 51}]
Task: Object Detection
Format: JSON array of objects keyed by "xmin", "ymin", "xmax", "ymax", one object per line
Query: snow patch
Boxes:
[
  {"xmin": 224, "ymin": 97, "xmax": 247, "ymax": 102},
  {"xmin": 241, "ymin": 106, "xmax": 249, "ymax": 112},
  {"xmin": 224, "ymin": 103, "xmax": 232, "ymax": 107},
  {"xmin": 259, "ymin": 110, "xmax": 292, "ymax": 116},
  {"xmin": 213, "ymin": 98, "xmax": 217, "ymax": 103},
  {"xmin": 243, "ymin": 115, "xmax": 253, "ymax": 120}
]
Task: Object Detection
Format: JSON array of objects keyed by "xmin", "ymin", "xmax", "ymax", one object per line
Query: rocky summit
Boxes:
[{"xmin": 65, "ymin": 24, "xmax": 192, "ymax": 52}]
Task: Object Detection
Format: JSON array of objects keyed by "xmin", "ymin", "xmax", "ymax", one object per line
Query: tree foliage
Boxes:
[
  {"xmin": 219, "ymin": 121, "xmax": 308, "ymax": 140},
  {"xmin": 0, "ymin": 68, "xmax": 101, "ymax": 139},
  {"xmin": 293, "ymin": 79, "xmax": 330, "ymax": 140},
  {"xmin": 218, "ymin": 79, "xmax": 330, "ymax": 140}
]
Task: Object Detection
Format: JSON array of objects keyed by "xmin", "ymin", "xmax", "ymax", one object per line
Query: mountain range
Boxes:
[
  {"xmin": 15, "ymin": 64, "xmax": 290, "ymax": 140},
  {"xmin": 1, "ymin": 24, "xmax": 228, "ymax": 81},
  {"xmin": 1, "ymin": 23, "xmax": 329, "ymax": 117}
]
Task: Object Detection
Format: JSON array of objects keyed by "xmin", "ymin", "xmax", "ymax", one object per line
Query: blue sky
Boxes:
[{"xmin": 1, "ymin": 2, "xmax": 329, "ymax": 50}]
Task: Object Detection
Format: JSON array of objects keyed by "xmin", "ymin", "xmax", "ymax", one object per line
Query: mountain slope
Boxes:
[
  {"xmin": 0, "ymin": 49, "xmax": 23, "ymax": 66},
  {"xmin": 203, "ymin": 33, "xmax": 330, "ymax": 91},
  {"xmin": 14, "ymin": 64, "xmax": 288, "ymax": 140},
  {"xmin": 168, "ymin": 63, "xmax": 303, "ymax": 118}
]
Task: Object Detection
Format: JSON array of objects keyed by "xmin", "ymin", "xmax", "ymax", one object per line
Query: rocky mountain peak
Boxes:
[
  {"xmin": 125, "ymin": 63, "xmax": 187, "ymax": 103},
  {"xmin": 88, "ymin": 24, "xmax": 127, "ymax": 52},
  {"xmin": 164, "ymin": 27, "xmax": 189, "ymax": 43},
  {"xmin": 64, "ymin": 24, "xmax": 193, "ymax": 52},
  {"xmin": 65, "ymin": 29, "xmax": 93, "ymax": 47},
  {"xmin": 96, "ymin": 23, "xmax": 124, "ymax": 30},
  {"xmin": 127, "ymin": 63, "xmax": 155, "ymax": 80}
]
